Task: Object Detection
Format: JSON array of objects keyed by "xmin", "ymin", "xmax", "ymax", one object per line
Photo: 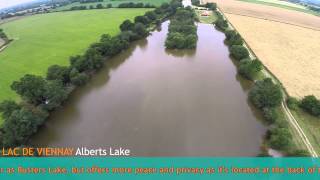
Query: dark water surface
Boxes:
[{"xmin": 33, "ymin": 21, "xmax": 266, "ymax": 156}]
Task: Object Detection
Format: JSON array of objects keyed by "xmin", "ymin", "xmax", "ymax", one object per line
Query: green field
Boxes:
[
  {"xmin": 0, "ymin": 8, "xmax": 149, "ymax": 122},
  {"xmin": 238, "ymin": 0, "xmax": 320, "ymax": 16},
  {"xmin": 196, "ymin": 10, "xmax": 218, "ymax": 24},
  {"xmin": 53, "ymin": 0, "xmax": 169, "ymax": 11}
]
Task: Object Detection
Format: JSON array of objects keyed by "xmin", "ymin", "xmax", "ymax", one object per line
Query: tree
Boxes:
[
  {"xmin": 2, "ymin": 107, "xmax": 47, "ymax": 147},
  {"xmin": 96, "ymin": 4, "xmax": 103, "ymax": 9},
  {"xmin": 133, "ymin": 23, "xmax": 148, "ymax": 38},
  {"xmin": 0, "ymin": 100, "xmax": 20, "ymax": 119},
  {"xmin": 46, "ymin": 65, "xmax": 70, "ymax": 84},
  {"xmin": 269, "ymin": 127, "xmax": 292, "ymax": 150},
  {"xmin": 249, "ymin": 78, "xmax": 283, "ymax": 109},
  {"xmin": 300, "ymin": 95, "xmax": 320, "ymax": 117},
  {"xmin": 145, "ymin": 11, "xmax": 157, "ymax": 21},
  {"xmin": 11, "ymin": 74, "xmax": 47, "ymax": 105},
  {"xmin": 262, "ymin": 107, "xmax": 278, "ymax": 124},
  {"xmin": 225, "ymin": 30, "xmax": 243, "ymax": 45},
  {"xmin": 238, "ymin": 58, "xmax": 262, "ymax": 80},
  {"xmin": 134, "ymin": 15, "xmax": 149, "ymax": 25},
  {"xmin": 230, "ymin": 45, "xmax": 249, "ymax": 60},
  {"xmin": 165, "ymin": 32, "xmax": 185, "ymax": 49},
  {"xmin": 120, "ymin": 20, "xmax": 134, "ymax": 32},
  {"xmin": 69, "ymin": 68, "xmax": 89, "ymax": 86},
  {"xmin": 107, "ymin": 4, "xmax": 112, "ymax": 8},
  {"xmin": 42, "ymin": 80, "xmax": 68, "ymax": 111}
]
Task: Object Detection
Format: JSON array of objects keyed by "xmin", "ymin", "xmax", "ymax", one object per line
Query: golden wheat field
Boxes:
[
  {"xmin": 204, "ymin": 0, "xmax": 320, "ymax": 30},
  {"xmin": 203, "ymin": 0, "xmax": 320, "ymax": 98}
]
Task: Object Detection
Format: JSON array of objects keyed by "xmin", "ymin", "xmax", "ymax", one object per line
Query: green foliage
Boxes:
[
  {"xmin": 165, "ymin": 8, "xmax": 198, "ymax": 49},
  {"xmin": 69, "ymin": 68, "xmax": 89, "ymax": 86},
  {"xmin": 145, "ymin": 11, "xmax": 157, "ymax": 21},
  {"xmin": 134, "ymin": 15, "xmax": 150, "ymax": 25},
  {"xmin": 249, "ymin": 78, "xmax": 283, "ymax": 109},
  {"xmin": 0, "ymin": 29, "xmax": 8, "ymax": 40},
  {"xmin": 41, "ymin": 80, "xmax": 68, "ymax": 111},
  {"xmin": 2, "ymin": 107, "xmax": 48, "ymax": 147},
  {"xmin": 230, "ymin": 45, "xmax": 249, "ymax": 60},
  {"xmin": 11, "ymin": 75, "xmax": 47, "ymax": 105},
  {"xmin": 300, "ymin": 95, "xmax": 320, "ymax": 117},
  {"xmin": 0, "ymin": 100, "xmax": 21, "ymax": 120},
  {"xmin": 225, "ymin": 30, "xmax": 243, "ymax": 46},
  {"xmin": 215, "ymin": 12, "xmax": 228, "ymax": 31},
  {"xmin": 262, "ymin": 107, "xmax": 278, "ymax": 124},
  {"xmin": 46, "ymin": 65, "xmax": 70, "ymax": 84},
  {"xmin": 238, "ymin": 58, "xmax": 262, "ymax": 80},
  {"xmin": 269, "ymin": 127, "xmax": 292, "ymax": 150},
  {"xmin": 287, "ymin": 97, "xmax": 300, "ymax": 110},
  {"xmin": 120, "ymin": 20, "xmax": 134, "ymax": 31}
]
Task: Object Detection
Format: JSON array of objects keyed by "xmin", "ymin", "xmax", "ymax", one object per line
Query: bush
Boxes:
[
  {"xmin": 225, "ymin": 30, "xmax": 243, "ymax": 46},
  {"xmin": 300, "ymin": 95, "xmax": 320, "ymax": 117},
  {"xmin": 287, "ymin": 97, "xmax": 300, "ymax": 110},
  {"xmin": 69, "ymin": 68, "xmax": 89, "ymax": 86},
  {"xmin": 238, "ymin": 58, "xmax": 262, "ymax": 80},
  {"xmin": 230, "ymin": 45, "xmax": 249, "ymax": 60},
  {"xmin": 46, "ymin": 65, "xmax": 70, "ymax": 84},
  {"xmin": 249, "ymin": 78, "xmax": 283, "ymax": 109},
  {"xmin": 269, "ymin": 127, "xmax": 292, "ymax": 150},
  {"xmin": 262, "ymin": 107, "xmax": 278, "ymax": 124}
]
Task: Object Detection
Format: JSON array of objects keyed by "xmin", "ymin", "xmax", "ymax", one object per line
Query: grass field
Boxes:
[
  {"xmin": 237, "ymin": 0, "xmax": 320, "ymax": 16},
  {"xmin": 0, "ymin": 8, "xmax": 149, "ymax": 122},
  {"xmin": 54, "ymin": 0, "xmax": 169, "ymax": 11}
]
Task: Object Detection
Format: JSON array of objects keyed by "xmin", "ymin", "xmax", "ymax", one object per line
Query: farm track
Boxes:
[{"xmin": 217, "ymin": 8, "xmax": 319, "ymax": 157}]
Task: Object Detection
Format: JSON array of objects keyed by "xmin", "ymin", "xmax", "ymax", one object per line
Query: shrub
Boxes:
[
  {"xmin": 249, "ymin": 78, "xmax": 283, "ymax": 109},
  {"xmin": 46, "ymin": 65, "xmax": 70, "ymax": 84},
  {"xmin": 269, "ymin": 127, "xmax": 292, "ymax": 150},
  {"xmin": 238, "ymin": 58, "xmax": 262, "ymax": 80},
  {"xmin": 287, "ymin": 97, "xmax": 300, "ymax": 110},
  {"xmin": 287, "ymin": 149, "xmax": 310, "ymax": 157},
  {"xmin": 262, "ymin": 107, "xmax": 278, "ymax": 124},
  {"xmin": 300, "ymin": 95, "xmax": 320, "ymax": 117},
  {"xmin": 69, "ymin": 68, "xmax": 89, "ymax": 86},
  {"xmin": 225, "ymin": 30, "xmax": 243, "ymax": 46},
  {"xmin": 230, "ymin": 45, "xmax": 249, "ymax": 60}
]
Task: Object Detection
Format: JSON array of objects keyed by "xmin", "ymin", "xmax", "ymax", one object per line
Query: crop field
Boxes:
[
  {"xmin": 204, "ymin": 0, "xmax": 320, "ymax": 30},
  {"xmin": 0, "ymin": 9, "xmax": 149, "ymax": 112},
  {"xmin": 225, "ymin": 14, "xmax": 320, "ymax": 99},
  {"xmin": 237, "ymin": 0, "xmax": 320, "ymax": 16},
  {"xmin": 54, "ymin": 0, "xmax": 170, "ymax": 11}
]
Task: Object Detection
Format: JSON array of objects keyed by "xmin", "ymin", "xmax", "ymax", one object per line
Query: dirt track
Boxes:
[{"xmin": 203, "ymin": 0, "xmax": 320, "ymax": 30}]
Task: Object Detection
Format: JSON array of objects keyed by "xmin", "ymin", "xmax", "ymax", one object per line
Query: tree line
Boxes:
[
  {"xmin": 165, "ymin": 7, "xmax": 198, "ymax": 49},
  {"xmin": 69, "ymin": 2, "xmax": 158, "ymax": 11},
  {"xmin": 0, "ymin": 1, "xmax": 181, "ymax": 148},
  {"xmin": 0, "ymin": 29, "xmax": 8, "ymax": 41},
  {"xmin": 214, "ymin": 9, "xmax": 308, "ymax": 156}
]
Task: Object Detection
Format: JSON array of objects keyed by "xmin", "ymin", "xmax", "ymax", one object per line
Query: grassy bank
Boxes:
[{"xmin": 0, "ymin": 9, "xmax": 149, "ymax": 124}]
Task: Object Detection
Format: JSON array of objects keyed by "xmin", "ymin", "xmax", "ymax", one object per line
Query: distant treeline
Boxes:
[
  {"xmin": 0, "ymin": 0, "xmax": 181, "ymax": 149},
  {"xmin": 191, "ymin": 0, "xmax": 217, "ymax": 10},
  {"xmin": 165, "ymin": 7, "xmax": 198, "ymax": 49},
  {"xmin": 69, "ymin": 2, "xmax": 157, "ymax": 11},
  {"xmin": 80, "ymin": 0, "xmax": 104, "ymax": 3}
]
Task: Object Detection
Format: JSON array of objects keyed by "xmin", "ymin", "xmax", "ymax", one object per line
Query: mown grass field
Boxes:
[
  {"xmin": 54, "ymin": 0, "xmax": 169, "ymax": 11},
  {"xmin": 0, "ymin": 9, "xmax": 149, "ymax": 123}
]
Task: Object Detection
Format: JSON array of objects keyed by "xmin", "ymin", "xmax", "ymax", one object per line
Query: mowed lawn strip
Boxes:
[{"xmin": 0, "ymin": 9, "xmax": 149, "ymax": 123}]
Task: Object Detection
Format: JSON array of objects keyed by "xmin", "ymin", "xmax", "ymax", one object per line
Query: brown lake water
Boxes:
[{"xmin": 32, "ymin": 21, "xmax": 266, "ymax": 156}]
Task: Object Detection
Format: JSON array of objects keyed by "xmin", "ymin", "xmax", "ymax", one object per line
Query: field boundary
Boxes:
[
  {"xmin": 224, "ymin": 11, "xmax": 320, "ymax": 31},
  {"xmin": 217, "ymin": 7, "xmax": 318, "ymax": 157}
]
